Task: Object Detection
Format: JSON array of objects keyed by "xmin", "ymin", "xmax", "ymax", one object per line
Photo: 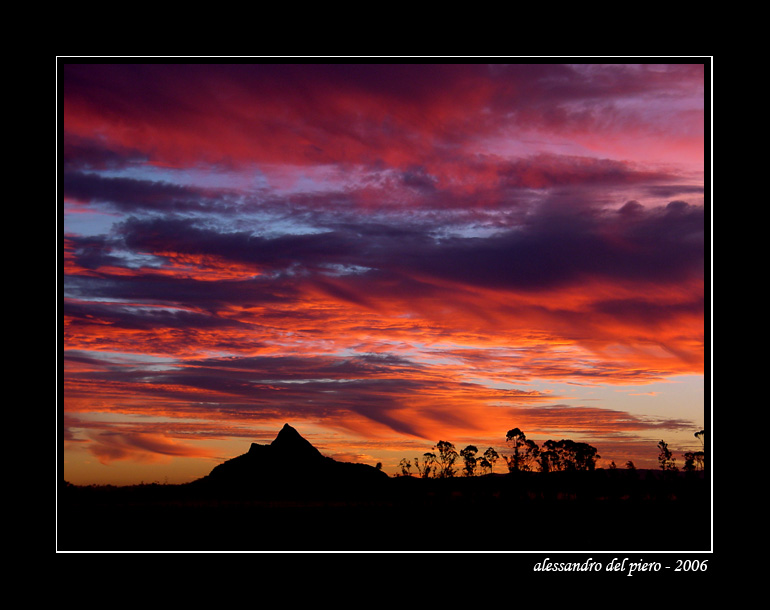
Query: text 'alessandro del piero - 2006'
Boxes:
[{"xmin": 533, "ymin": 557, "xmax": 709, "ymax": 575}]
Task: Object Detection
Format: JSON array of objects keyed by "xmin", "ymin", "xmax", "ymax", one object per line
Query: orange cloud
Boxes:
[{"xmin": 84, "ymin": 430, "xmax": 217, "ymax": 465}]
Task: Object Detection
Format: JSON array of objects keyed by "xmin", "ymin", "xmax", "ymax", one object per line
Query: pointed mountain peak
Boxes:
[
  {"xmin": 271, "ymin": 423, "xmax": 323, "ymax": 459},
  {"xmin": 277, "ymin": 422, "xmax": 299, "ymax": 435}
]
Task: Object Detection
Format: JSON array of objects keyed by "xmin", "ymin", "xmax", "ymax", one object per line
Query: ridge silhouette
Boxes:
[
  {"xmin": 59, "ymin": 424, "xmax": 709, "ymax": 551},
  {"xmin": 193, "ymin": 423, "xmax": 387, "ymax": 498}
]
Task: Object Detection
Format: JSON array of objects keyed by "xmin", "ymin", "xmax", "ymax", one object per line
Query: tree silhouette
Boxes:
[
  {"xmin": 434, "ymin": 440, "xmax": 459, "ymax": 478},
  {"xmin": 694, "ymin": 429, "xmax": 706, "ymax": 471},
  {"xmin": 683, "ymin": 450, "xmax": 704, "ymax": 472},
  {"xmin": 505, "ymin": 428, "xmax": 528, "ymax": 472},
  {"xmin": 414, "ymin": 452, "xmax": 436, "ymax": 478},
  {"xmin": 539, "ymin": 440, "xmax": 559, "ymax": 473},
  {"xmin": 538, "ymin": 439, "xmax": 600, "ymax": 472},
  {"xmin": 572, "ymin": 441, "xmax": 600, "ymax": 471},
  {"xmin": 657, "ymin": 440, "xmax": 677, "ymax": 471},
  {"xmin": 399, "ymin": 458, "xmax": 412, "ymax": 477},
  {"xmin": 460, "ymin": 445, "xmax": 478, "ymax": 477},
  {"xmin": 520, "ymin": 439, "xmax": 541, "ymax": 471},
  {"xmin": 480, "ymin": 447, "xmax": 499, "ymax": 475}
]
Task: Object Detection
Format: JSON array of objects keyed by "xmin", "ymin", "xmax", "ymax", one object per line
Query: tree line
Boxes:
[
  {"xmin": 396, "ymin": 428, "xmax": 706, "ymax": 478},
  {"xmin": 655, "ymin": 429, "xmax": 705, "ymax": 472}
]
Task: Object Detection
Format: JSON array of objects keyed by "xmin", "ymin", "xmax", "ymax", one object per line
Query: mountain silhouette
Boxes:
[
  {"xmin": 267, "ymin": 422, "xmax": 324, "ymax": 460},
  {"xmin": 192, "ymin": 423, "xmax": 387, "ymax": 498}
]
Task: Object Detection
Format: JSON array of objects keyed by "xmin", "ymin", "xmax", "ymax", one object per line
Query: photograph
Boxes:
[{"xmin": 58, "ymin": 60, "xmax": 710, "ymax": 561}]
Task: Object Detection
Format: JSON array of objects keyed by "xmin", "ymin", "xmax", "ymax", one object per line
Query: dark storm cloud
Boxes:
[
  {"xmin": 184, "ymin": 353, "xmax": 425, "ymax": 381},
  {"xmin": 64, "ymin": 170, "xmax": 215, "ymax": 213},
  {"xmin": 384, "ymin": 200, "xmax": 705, "ymax": 291},
  {"xmin": 105, "ymin": 197, "xmax": 703, "ymax": 298},
  {"xmin": 117, "ymin": 216, "xmax": 359, "ymax": 270},
  {"xmin": 65, "ymin": 234, "xmax": 125, "ymax": 270},
  {"xmin": 64, "ymin": 271, "xmax": 299, "ymax": 310},
  {"xmin": 63, "ymin": 300, "xmax": 250, "ymax": 331}
]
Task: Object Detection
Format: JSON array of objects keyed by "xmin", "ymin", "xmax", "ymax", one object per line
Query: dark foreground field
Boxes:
[{"xmin": 58, "ymin": 470, "xmax": 710, "ymax": 552}]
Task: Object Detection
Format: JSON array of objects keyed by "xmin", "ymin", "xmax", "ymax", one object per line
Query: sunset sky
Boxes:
[{"xmin": 60, "ymin": 62, "xmax": 709, "ymax": 485}]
